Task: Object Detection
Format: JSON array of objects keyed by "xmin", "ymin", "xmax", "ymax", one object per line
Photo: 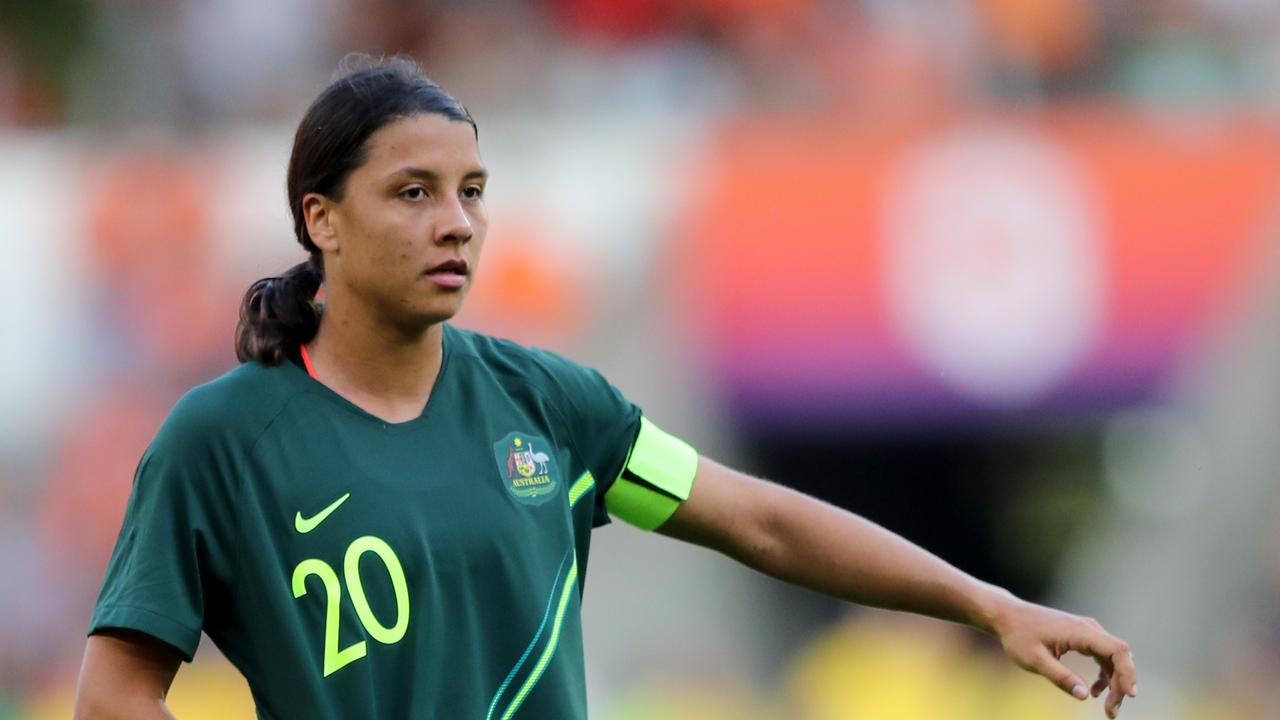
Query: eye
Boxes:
[
  {"xmin": 461, "ymin": 185, "xmax": 485, "ymax": 201},
  {"xmin": 400, "ymin": 186, "xmax": 427, "ymax": 201}
]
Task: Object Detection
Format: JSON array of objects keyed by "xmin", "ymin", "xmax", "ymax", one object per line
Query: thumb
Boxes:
[{"xmin": 1028, "ymin": 646, "xmax": 1089, "ymax": 700}]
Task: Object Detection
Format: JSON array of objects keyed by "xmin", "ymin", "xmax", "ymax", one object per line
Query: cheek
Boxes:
[
  {"xmin": 339, "ymin": 202, "xmax": 392, "ymax": 256},
  {"xmin": 374, "ymin": 217, "xmax": 422, "ymax": 266},
  {"xmin": 469, "ymin": 209, "xmax": 489, "ymax": 244}
]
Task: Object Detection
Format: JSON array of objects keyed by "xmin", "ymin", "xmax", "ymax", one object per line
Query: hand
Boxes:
[{"xmin": 990, "ymin": 598, "xmax": 1138, "ymax": 718}]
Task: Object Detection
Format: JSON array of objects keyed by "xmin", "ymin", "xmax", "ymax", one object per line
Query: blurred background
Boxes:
[{"xmin": 2, "ymin": 0, "xmax": 1279, "ymax": 718}]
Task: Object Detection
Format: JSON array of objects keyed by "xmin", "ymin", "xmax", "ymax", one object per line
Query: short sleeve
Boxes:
[
  {"xmin": 88, "ymin": 393, "xmax": 239, "ymax": 661},
  {"xmin": 533, "ymin": 350, "xmax": 698, "ymax": 530},
  {"xmin": 533, "ymin": 351, "xmax": 642, "ymax": 527}
]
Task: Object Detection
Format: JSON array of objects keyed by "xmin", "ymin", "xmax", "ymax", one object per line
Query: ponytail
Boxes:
[{"xmin": 235, "ymin": 256, "xmax": 324, "ymax": 366}]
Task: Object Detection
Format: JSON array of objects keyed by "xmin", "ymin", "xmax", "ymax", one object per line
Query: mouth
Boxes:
[{"xmin": 424, "ymin": 258, "xmax": 469, "ymax": 289}]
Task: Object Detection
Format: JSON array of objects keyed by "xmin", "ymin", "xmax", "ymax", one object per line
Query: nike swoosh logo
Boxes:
[{"xmin": 295, "ymin": 492, "xmax": 351, "ymax": 534}]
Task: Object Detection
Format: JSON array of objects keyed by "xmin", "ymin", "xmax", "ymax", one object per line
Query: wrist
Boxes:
[{"xmin": 965, "ymin": 581, "xmax": 1020, "ymax": 635}]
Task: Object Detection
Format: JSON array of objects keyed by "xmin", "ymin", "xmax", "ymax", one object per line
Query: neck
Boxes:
[{"xmin": 304, "ymin": 299, "xmax": 446, "ymax": 423}]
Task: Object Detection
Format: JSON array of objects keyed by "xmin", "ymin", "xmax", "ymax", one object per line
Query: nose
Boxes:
[{"xmin": 436, "ymin": 194, "xmax": 473, "ymax": 245}]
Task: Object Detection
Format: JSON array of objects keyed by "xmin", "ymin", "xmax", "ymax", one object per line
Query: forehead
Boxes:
[{"xmin": 359, "ymin": 113, "xmax": 481, "ymax": 176}]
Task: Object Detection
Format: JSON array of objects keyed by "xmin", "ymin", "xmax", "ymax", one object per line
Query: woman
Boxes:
[{"xmin": 75, "ymin": 59, "xmax": 1137, "ymax": 719}]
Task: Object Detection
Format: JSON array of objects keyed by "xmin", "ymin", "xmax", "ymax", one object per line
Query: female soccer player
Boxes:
[{"xmin": 75, "ymin": 59, "xmax": 1137, "ymax": 719}]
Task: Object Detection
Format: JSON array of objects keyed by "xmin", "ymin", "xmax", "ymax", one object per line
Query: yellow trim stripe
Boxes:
[
  {"xmin": 486, "ymin": 552, "xmax": 570, "ymax": 720},
  {"xmin": 502, "ymin": 557, "xmax": 579, "ymax": 720},
  {"xmin": 567, "ymin": 471, "xmax": 595, "ymax": 508}
]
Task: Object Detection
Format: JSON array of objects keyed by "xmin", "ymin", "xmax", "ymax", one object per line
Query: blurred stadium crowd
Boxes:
[
  {"xmin": 4, "ymin": 0, "xmax": 1280, "ymax": 124},
  {"xmin": 2, "ymin": 1, "xmax": 1280, "ymax": 718}
]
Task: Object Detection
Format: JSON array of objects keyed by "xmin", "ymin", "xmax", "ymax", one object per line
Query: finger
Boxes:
[
  {"xmin": 1070, "ymin": 630, "xmax": 1138, "ymax": 699},
  {"xmin": 1090, "ymin": 667, "xmax": 1110, "ymax": 698},
  {"xmin": 1114, "ymin": 646, "xmax": 1138, "ymax": 698},
  {"xmin": 1105, "ymin": 685, "xmax": 1126, "ymax": 718},
  {"xmin": 1028, "ymin": 645, "xmax": 1088, "ymax": 700}
]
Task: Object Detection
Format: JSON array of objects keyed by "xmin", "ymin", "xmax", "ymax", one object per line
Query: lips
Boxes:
[
  {"xmin": 425, "ymin": 258, "xmax": 469, "ymax": 276},
  {"xmin": 424, "ymin": 258, "xmax": 469, "ymax": 289}
]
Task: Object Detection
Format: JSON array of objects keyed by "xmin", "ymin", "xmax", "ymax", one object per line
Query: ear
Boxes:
[{"xmin": 302, "ymin": 193, "xmax": 340, "ymax": 253}]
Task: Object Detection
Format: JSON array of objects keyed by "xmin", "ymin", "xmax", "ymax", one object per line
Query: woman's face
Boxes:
[{"xmin": 309, "ymin": 112, "xmax": 488, "ymax": 330}]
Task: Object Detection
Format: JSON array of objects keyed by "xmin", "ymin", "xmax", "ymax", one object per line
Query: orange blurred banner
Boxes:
[{"xmin": 678, "ymin": 108, "xmax": 1280, "ymax": 429}]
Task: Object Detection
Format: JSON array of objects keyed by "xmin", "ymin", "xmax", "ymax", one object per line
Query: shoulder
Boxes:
[
  {"xmin": 447, "ymin": 325, "xmax": 642, "ymax": 486},
  {"xmin": 446, "ymin": 324, "xmax": 640, "ymax": 432},
  {"xmin": 151, "ymin": 360, "xmax": 306, "ymax": 458},
  {"xmin": 446, "ymin": 324, "xmax": 609, "ymax": 403}
]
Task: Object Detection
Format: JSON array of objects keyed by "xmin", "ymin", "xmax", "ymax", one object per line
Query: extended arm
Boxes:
[
  {"xmin": 655, "ymin": 457, "xmax": 1138, "ymax": 718},
  {"xmin": 75, "ymin": 629, "xmax": 182, "ymax": 720}
]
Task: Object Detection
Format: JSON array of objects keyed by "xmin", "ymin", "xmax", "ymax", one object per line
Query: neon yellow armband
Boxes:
[{"xmin": 604, "ymin": 417, "xmax": 698, "ymax": 531}]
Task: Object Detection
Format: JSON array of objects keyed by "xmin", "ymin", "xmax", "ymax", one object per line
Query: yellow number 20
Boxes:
[{"xmin": 291, "ymin": 535, "xmax": 410, "ymax": 677}]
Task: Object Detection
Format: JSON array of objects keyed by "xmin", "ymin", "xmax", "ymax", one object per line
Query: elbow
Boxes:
[{"xmin": 725, "ymin": 498, "xmax": 787, "ymax": 575}]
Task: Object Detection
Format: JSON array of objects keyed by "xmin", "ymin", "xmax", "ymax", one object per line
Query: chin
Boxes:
[
  {"xmin": 415, "ymin": 297, "xmax": 466, "ymax": 326},
  {"xmin": 383, "ymin": 285, "xmax": 469, "ymax": 331}
]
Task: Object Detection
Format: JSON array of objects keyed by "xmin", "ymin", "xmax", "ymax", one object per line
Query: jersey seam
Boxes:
[
  {"xmin": 231, "ymin": 383, "xmax": 314, "ymax": 686},
  {"xmin": 245, "ymin": 386, "xmax": 322, "ymax": 451}
]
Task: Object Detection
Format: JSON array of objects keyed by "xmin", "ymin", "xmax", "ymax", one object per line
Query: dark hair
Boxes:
[{"xmin": 235, "ymin": 56, "xmax": 476, "ymax": 365}]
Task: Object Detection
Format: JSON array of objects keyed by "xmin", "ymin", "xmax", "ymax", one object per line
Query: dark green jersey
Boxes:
[{"xmin": 89, "ymin": 324, "xmax": 693, "ymax": 719}]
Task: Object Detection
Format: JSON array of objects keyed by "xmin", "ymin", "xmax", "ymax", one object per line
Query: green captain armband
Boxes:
[{"xmin": 604, "ymin": 417, "xmax": 698, "ymax": 531}]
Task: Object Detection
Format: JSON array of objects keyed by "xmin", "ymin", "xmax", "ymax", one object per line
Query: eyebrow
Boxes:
[{"xmin": 390, "ymin": 166, "xmax": 488, "ymax": 183}]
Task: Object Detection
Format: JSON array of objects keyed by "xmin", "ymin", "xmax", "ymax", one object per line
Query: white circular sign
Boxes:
[{"xmin": 882, "ymin": 126, "xmax": 1104, "ymax": 405}]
